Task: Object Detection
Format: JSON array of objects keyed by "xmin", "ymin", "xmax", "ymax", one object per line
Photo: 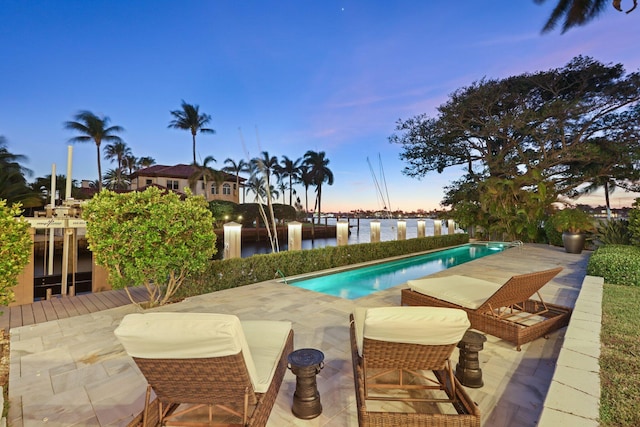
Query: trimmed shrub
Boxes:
[
  {"xmin": 178, "ymin": 233, "xmax": 469, "ymax": 298},
  {"xmin": 0, "ymin": 200, "xmax": 32, "ymax": 307},
  {"xmin": 630, "ymin": 198, "xmax": 640, "ymax": 246},
  {"xmin": 587, "ymin": 245, "xmax": 640, "ymax": 287},
  {"xmin": 83, "ymin": 187, "xmax": 217, "ymax": 307}
]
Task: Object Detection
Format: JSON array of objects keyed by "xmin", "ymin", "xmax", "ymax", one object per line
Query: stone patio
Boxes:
[{"xmin": 7, "ymin": 243, "xmax": 595, "ymax": 426}]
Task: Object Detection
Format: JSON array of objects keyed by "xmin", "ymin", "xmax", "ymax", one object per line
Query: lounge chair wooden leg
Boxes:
[{"xmin": 143, "ymin": 385, "xmax": 151, "ymax": 426}]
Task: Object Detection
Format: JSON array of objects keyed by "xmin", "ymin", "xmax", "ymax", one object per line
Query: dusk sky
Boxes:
[{"xmin": 1, "ymin": 1, "xmax": 638, "ymax": 212}]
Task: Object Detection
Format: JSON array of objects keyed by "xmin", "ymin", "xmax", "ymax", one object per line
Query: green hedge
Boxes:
[
  {"xmin": 587, "ymin": 245, "xmax": 640, "ymax": 287},
  {"xmin": 178, "ymin": 234, "xmax": 469, "ymax": 297}
]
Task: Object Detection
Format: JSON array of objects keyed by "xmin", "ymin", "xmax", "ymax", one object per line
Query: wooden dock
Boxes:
[{"xmin": 0, "ymin": 286, "xmax": 149, "ymax": 331}]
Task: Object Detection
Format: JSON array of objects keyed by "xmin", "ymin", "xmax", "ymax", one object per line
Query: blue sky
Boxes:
[{"xmin": 1, "ymin": 1, "xmax": 638, "ymax": 212}]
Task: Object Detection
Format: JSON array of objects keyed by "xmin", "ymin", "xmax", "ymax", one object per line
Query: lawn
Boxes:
[{"xmin": 600, "ymin": 283, "xmax": 640, "ymax": 426}]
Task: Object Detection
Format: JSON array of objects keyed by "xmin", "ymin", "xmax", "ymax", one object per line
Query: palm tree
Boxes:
[
  {"xmin": 64, "ymin": 111, "xmax": 124, "ymax": 192},
  {"xmin": 278, "ymin": 155, "xmax": 302, "ymax": 205},
  {"xmin": 535, "ymin": 0, "xmax": 637, "ymax": 33},
  {"xmin": 189, "ymin": 156, "xmax": 217, "ymax": 200},
  {"xmin": 303, "ymin": 150, "xmax": 334, "ymax": 224},
  {"xmin": 103, "ymin": 168, "xmax": 130, "ymax": 190},
  {"xmin": 299, "ymin": 165, "xmax": 314, "ymax": 221},
  {"xmin": 30, "ymin": 174, "xmax": 78, "ymax": 204},
  {"xmin": 104, "ymin": 141, "xmax": 132, "ymax": 189},
  {"xmin": 0, "ymin": 136, "xmax": 41, "ymax": 207},
  {"xmin": 138, "ymin": 156, "xmax": 156, "ymax": 168},
  {"xmin": 277, "ymin": 180, "xmax": 288, "ymax": 204},
  {"xmin": 168, "ymin": 100, "xmax": 215, "ymax": 165},
  {"xmin": 223, "ymin": 158, "xmax": 249, "ymax": 202},
  {"xmin": 246, "ymin": 173, "xmax": 266, "ymax": 202},
  {"xmin": 251, "ymin": 151, "xmax": 281, "ymax": 251}
]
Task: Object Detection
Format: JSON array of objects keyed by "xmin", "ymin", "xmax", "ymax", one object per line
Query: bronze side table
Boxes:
[
  {"xmin": 455, "ymin": 330, "xmax": 487, "ymax": 388},
  {"xmin": 287, "ymin": 348, "xmax": 324, "ymax": 419}
]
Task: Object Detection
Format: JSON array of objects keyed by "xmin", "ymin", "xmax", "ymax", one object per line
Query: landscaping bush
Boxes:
[
  {"xmin": 587, "ymin": 245, "xmax": 640, "ymax": 286},
  {"xmin": 0, "ymin": 200, "xmax": 32, "ymax": 307},
  {"xmin": 178, "ymin": 233, "xmax": 469, "ymax": 298},
  {"xmin": 595, "ymin": 219, "xmax": 631, "ymax": 246},
  {"xmin": 543, "ymin": 219, "xmax": 563, "ymax": 247},
  {"xmin": 629, "ymin": 198, "xmax": 640, "ymax": 246},
  {"xmin": 83, "ymin": 187, "xmax": 217, "ymax": 307}
]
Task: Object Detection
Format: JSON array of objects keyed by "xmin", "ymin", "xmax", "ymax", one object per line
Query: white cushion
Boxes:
[
  {"xmin": 353, "ymin": 306, "xmax": 470, "ymax": 356},
  {"xmin": 241, "ymin": 320, "xmax": 292, "ymax": 393},
  {"xmin": 115, "ymin": 312, "xmax": 291, "ymax": 393},
  {"xmin": 407, "ymin": 275, "xmax": 502, "ymax": 309}
]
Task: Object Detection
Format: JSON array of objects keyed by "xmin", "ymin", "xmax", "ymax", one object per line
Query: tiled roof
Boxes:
[{"xmin": 131, "ymin": 164, "xmax": 244, "ymax": 182}]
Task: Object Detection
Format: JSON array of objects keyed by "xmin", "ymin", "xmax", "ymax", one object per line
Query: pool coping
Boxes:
[{"xmin": 536, "ymin": 274, "xmax": 603, "ymax": 426}]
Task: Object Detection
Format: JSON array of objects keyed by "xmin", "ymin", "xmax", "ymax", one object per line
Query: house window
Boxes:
[
  {"xmin": 223, "ymin": 183, "xmax": 231, "ymax": 195},
  {"xmin": 201, "ymin": 182, "xmax": 205, "ymax": 190},
  {"xmin": 146, "ymin": 179, "xmax": 152, "ymax": 185},
  {"xmin": 211, "ymin": 184, "xmax": 219, "ymax": 195},
  {"xmin": 167, "ymin": 180, "xmax": 179, "ymax": 190}
]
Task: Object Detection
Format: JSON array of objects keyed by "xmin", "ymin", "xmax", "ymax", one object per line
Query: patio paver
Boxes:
[{"xmin": 8, "ymin": 243, "xmax": 592, "ymax": 426}]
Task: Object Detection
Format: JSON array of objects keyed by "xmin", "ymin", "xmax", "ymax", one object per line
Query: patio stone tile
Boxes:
[{"xmin": 8, "ymin": 244, "xmax": 594, "ymax": 427}]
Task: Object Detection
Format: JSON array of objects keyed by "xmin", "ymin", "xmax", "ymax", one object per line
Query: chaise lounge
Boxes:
[
  {"xmin": 401, "ymin": 267, "xmax": 571, "ymax": 350},
  {"xmin": 350, "ymin": 306, "xmax": 481, "ymax": 427},
  {"xmin": 114, "ymin": 312, "xmax": 294, "ymax": 427}
]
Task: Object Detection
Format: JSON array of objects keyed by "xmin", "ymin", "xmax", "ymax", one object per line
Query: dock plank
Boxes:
[
  {"xmin": 32, "ymin": 302, "xmax": 48, "ymax": 324},
  {"xmin": 9, "ymin": 306, "xmax": 24, "ymax": 330},
  {"xmin": 0, "ymin": 286, "xmax": 159, "ymax": 330},
  {"xmin": 20, "ymin": 304, "xmax": 36, "ymax": 326}
]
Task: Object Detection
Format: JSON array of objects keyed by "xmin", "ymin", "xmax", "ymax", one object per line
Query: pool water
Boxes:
[{"xmin": 288, "ymin": 243, "xmax": 509, "ymax": 299}]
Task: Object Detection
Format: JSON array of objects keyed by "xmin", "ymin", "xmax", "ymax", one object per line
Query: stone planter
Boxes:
[{"xmin": 562, "ymin": 232, "xmax": 586, "ymax": 254}]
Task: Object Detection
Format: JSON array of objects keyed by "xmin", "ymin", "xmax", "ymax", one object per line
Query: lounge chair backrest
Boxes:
[
  {"xmin": 353, "ymin": 306, "xmax": 470, "ymax": 357},
  {"xmin": 114, "ymin": 312, "xmax": 259, "ymax": 388},
  {"xmin": 476, "ymin": 267, "xmax": 563, "ymax": 313}
]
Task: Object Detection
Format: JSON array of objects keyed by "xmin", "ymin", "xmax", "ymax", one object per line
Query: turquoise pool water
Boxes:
[{"xmin": 288, "ymin": 243, "xmax": 509, "ymax": 299}]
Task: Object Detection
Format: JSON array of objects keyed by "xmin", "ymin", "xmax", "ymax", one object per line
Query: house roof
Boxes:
[{"xmin": 130, "ymin": 164, "xmax": 245, "ymax": 183}]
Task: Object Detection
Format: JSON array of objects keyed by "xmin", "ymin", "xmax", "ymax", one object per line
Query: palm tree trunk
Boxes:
[
  {"xmin": 316, "ymin": 185, "xmax": 322, "ymax": 225},
  {"xmin": 289, "ymin": 176, "xmax": 293, "ymax": 205},
  {"xmin": 96, "ymin": 143, "xmax": 103, "ymax": 192},
  {"xmin": 191, "ymin": 132, "xmax": 197, "ymax": 165},
  {"xmin": 604, "ymin": 181, "xmax": 611, "ymax": 219}
]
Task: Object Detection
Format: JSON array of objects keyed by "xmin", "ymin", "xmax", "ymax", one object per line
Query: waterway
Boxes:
[{"xmin": 239, "ymin": 218, "xmax": 457, "ymax": 257}]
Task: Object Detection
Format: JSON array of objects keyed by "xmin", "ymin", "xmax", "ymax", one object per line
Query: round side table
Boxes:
[
  {"xmin": 287, "ymin": 348, "xmax": 324, "ymax": 419},
  {"xmin": 455, "ymin": 330, "xmax": 487, "ymax": 388}
]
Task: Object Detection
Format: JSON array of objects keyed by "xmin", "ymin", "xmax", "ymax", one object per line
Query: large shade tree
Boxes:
[
  {"xmin": 168, "ymin": 100, "xmax": 215, "ymax": 165},
  {"xmin": 392, "ymin": 56, "xmax": 640, "ymax": 240},
  {"xmin": 64, "ymin": 111, "xmax": 124, "ymax": 192}
]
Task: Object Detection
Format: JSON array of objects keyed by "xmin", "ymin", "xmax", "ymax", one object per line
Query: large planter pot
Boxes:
[{"xmin": 562, "ymin": 232, "xmax": 586, "ymax": 254}]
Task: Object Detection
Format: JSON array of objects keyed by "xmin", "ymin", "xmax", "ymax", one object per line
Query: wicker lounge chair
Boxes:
[
  {"xmin": 401, "ymin": 267, "xmax": 570, "ymax": 350},
  {"xmin": 114, "ymin": 312, "xmax": 294, "ymax": 427},
  {"xmin": 350, "ymin": 306, "xmax": 480, "ymax": 427}
]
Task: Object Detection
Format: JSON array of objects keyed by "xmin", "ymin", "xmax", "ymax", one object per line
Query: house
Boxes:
[{"xmin": 130, "ymin": 164, "xmax": 245, "ymax": 203}]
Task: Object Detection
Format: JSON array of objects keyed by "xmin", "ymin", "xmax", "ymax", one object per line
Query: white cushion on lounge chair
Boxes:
[
  {"xmin": 241, "ymin": 320, "xmax": 292, "ymax": 393},
  {"xmin": 115, "ymin": 313, "xmax": 267, "ymax": 391},
  {"xmin": 353, "ymin": 306, "xmax": 470, "ymax": 356},
  {"xmin": 407, "ymin": 275, "xmax": 502, "ymax": 309}
]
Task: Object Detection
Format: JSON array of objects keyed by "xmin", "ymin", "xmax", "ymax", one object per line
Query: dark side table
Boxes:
[
  {"xmin": 287, "ymin": 348, "xmax": 324, "ymax": 419},
  {"xmin": 455, "ymin": 330, "xmax": 487, "ymax": 388}
]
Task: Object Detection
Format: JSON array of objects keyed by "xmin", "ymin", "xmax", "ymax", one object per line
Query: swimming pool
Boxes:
[{"xmin": 288, "ymin": 243, "xmax": 510, "ymax": 299}]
